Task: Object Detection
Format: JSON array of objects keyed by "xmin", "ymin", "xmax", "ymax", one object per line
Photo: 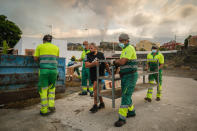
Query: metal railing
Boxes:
[{"xmin": 96, "ymin": 59, "xmax": 159, "ymax": 108}]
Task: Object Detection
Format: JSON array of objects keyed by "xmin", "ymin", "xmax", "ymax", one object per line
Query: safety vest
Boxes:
[
  {"xmin": 147, "ymin": 52, "xmax": 164, "ymax": 71},
  {"xmin": 119, "ymin": 44, "xmax": 137, "ymax": 74},
  {"xmin": 81, "ymin": 49, "xmax": 90, "ymax": 68},
  {"xmin": 34, "ymin": 42, "xmax": 59, "ymax": 69}
]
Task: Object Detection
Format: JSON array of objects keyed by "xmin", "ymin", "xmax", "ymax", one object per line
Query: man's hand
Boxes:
[
  {"xmin": 34, "ymin": 56, "xmax": 39, "ymax": 62},
  {"xmin": 159, "ymin": 64, "xmax": 164, "ymax": 70},
  {"xmin": 144, "ymin": 67, "xmax": 148, "ymax": 71},
  {"xmin": 94, "ymin": 61, "xmax": 99, "ymax": 66},
  {"xmin": 109, "ymin": 60, "xmax": 118, "ymax": 66}
]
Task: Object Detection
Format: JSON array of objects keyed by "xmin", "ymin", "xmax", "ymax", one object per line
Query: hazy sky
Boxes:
[{"xmin": 0, "ymin": 0, "xmax": 197, "ymax": 44}]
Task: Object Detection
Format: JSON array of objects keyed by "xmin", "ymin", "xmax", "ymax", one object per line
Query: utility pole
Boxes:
[
  {"xmin": 174, "ymin": 34, "xmax": 176, "ymax": 43},
  {"xmin": 84, "ymin": 28, "xmax": 89, "ymax": 42},
  {"xmin": 48, "ymin": 25, "xmax": 52, "ymax": 36}
]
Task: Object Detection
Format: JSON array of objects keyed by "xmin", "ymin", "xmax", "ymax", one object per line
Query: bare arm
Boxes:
[
  {"xmin": 159, "ymin": 64, "xmax": 164, "ymax": 69},
  {"xmin": 77, "ymin": 58, "xmax": 83, "ymax": 62},
  {"xmin": 85, "ymin": 61, "xmax": 99, "ymax": 68},
  {"xmin": 114, "ymin": 58, "xmax": 128, "ymax": 66},
  {"xmin": 145, "ymin": 63, "xmax": 149, "ymax": 71}
]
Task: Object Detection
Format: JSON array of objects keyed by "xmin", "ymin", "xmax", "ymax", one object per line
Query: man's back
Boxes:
[
  {"xmin": 35, "ymin": 42, "xmax": 59, "ymax": 56},
  {"xmin": 34, "ymin": 42, "xmax": 59, "ymax": 69}
]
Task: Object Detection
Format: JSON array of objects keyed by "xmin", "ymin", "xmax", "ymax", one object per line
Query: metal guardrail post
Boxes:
[
  {"xmin": 143, "ymin": 61, "xmax": 145, "ymax": 84},
  {"xmin": 96, "ymin": 64, "xmax": 99, "ymax": 103},
  {"xmin": 111, "ymin": 66, "xmax": 115, "ymax": 108},
  {"xmin": 157, "ymin": 60, "xmax": 160, "ymax": 91}
]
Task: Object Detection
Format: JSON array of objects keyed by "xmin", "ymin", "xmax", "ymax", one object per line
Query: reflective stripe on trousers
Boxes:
[
  {"xmin": 119, "ymin": 105, "xmax": 135, "ymax": 120},
  {"xmin": 118, "ymin": 72, "xmax": 138, "ymax": 120},
  {"xmin": 39, "ymin": 87, "xmax": 56, "ymax": 113},
  {"xmin": 146, "ymin": 81, "xmax": 162, "ymax": 99},
  {"xmin": 48, "ymin": 87, "xmax": 56, "ymax": 108},
  {"xmin": 89, "ymin": 86, "xmax": 93, "ymax": 92},
  {"xmin": 82, "ymin": 86, "xmax": 87, "ymax": 92}
]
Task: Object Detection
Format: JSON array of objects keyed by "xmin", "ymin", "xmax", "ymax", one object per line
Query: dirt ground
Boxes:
[{"xmin": 0, "ymin": 70, "xmax": 197, "ymax": 131}]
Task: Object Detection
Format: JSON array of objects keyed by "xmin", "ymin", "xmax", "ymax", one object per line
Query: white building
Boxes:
[{"xmin": 14, "ymin": 37, "xmax": 68, "ymax": 57}]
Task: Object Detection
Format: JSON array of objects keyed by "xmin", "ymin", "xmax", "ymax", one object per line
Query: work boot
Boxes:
[
  {"xmin": 156, "ymin": 97, "xmax": 161, "ymax": 101},
  {"xmin": 90, "ymin": 92, "xmax": 93, "ymax": 97},
  {"xmin": 98, "ymin": 102, "xmax": 105, "ymax": 109},
  {"xmin": 114, "ymin": 119, "xmax": 126, "ymax": 127},
  {"xmin": 89, "ymin": 104, "xmax": 98, "ymax": 113},
  {"xmin": 144, "ymin": 97, "xmax": 152, "ymax": 102},
  {"xmin": 79, "ymin": 92, "xmax": 87, "ymax": 95},
  {"xmin": 127, "ymin": 111, "xmax": 136, "ymax": 118},
  {"xmin": 49, "ymin": 107, "xmax": 56, "ymax": 113},
  {"xmin": 40, "ymin": 111, "xmax": 50, "ymax": 116}
]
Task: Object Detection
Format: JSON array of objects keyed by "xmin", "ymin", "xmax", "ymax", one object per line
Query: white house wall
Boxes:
[{"xmin": 14, "ymin": 37, "xmax": 67, "ymax": 58}]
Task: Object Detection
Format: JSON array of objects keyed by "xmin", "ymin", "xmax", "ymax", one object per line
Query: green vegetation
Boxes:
[
  {"xmin": 0, "ymin": 15, "xmax": 22, "ymax": 48},
  {"xmin": 184, "ymin": 35, "xmax": 192, "ymax": 49},
  {"xmin": 2, "ymin": 40, "xmax": 9, "ymax": 54}
]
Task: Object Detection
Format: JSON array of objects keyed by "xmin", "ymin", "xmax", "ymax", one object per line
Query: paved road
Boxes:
[{"xmin": 0, "ymin": 76, "xmax": 197, "ymax": 131}]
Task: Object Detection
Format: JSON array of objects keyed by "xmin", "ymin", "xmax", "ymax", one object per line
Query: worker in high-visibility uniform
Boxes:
[
  {"xmin": 78, "ymin": 41, "xmax": 93, "ymax": 97},
  {"xmin": 67, "ymin": 56, "xmax": 81, "ymax": 78},
  {"xmin": 144, "ymin": 45, "xmax": 164, "ymax": 102},
  {"xmin": 113, "ymin": 33, "xmax": 138, "ymax": 127},
  {"xmin": 34, "ymin": 34, "xmax": 59, "ymax": 116}
]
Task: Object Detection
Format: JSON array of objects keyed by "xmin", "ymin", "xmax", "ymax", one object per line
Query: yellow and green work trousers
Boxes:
[
  {"xmin": 81, "ymin": 67, "xmax": 93, "ymax": 93},
  {"xmin": 119, "ymin": 72, "xmax": 138, "ymax": 120},
  {"xmin": 147, "ymin": 69, "xmax": 162, "ymax": 99},
  {"xmin": 38, "ymin": 69, "xmax": 57, "ymax": 114}
]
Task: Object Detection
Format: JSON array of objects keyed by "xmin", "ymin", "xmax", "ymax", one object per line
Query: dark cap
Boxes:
[
  {"xmin": 119, "ymin": 33, "xmax": 129, "ymax": 41},
  {"xmin": 43, "ymin": 34, "xmax": 52, "ymax": 42}
]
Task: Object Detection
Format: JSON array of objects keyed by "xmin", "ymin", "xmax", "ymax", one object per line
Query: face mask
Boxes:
[
  {"xmin": 152, "ymin": 49, "xmax": 157, "ymax": 53},
  {"xmin": 119, "ymin": 43, "xmax": 125, "ymax": 48},
  {"xmin": 82, "ymin": 45, "xmax": 85, "ymax": 49}
]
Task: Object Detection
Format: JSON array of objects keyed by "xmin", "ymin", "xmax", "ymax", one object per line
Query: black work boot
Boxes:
[
  {"xmin": 98, "ymin": 102, "xmax": 105, "ymax": 109},
  {"xmin": 49, "ymin": 107, "xmax": 56, "ymax": 113},
  {"xmin": 89, "ymin": 104, "xmax": 98, "ymax": 113},
  {"xmin": 156, "ymin": 97, "xmax": 161, "ymax": 101},
  {"xmin": 79, "ymin": 92, "xmax": 87, "ymax": 95},
  {"xmin": 144, "ymin": 97, "xmax": 152, "ymax": 102},
  {"xmin": 114, "ymin": 119, "xmax": 126, "ymax": 127},
  {"xmin": 127, "ymin": 110, "xmax": 136, "ymax": 118},
  {"xmin": 90, "ymin": 92, "xmax": 93, "ymax": 97}
]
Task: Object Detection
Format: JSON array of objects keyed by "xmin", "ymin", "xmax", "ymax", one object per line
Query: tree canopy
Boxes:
[{"xmin": 0, "ymin": 15, "xmax": 22, "ymax": 48}]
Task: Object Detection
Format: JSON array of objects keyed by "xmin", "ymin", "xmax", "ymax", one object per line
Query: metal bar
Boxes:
[
  {"xmin": 111, "ymin": 66, "xmax": 115, "ymax": 108},
  {"xmin": 98, "ymin": 59, "xmax": 158, "ymax": 63},
  {"xmin": 157, "ymin": 59, "xmax": 160, "ymax": 91},
  {"xmin": 98, "ymin": 60, "xmax": 112, "ymax": 63},
  {"xmin": 143, "ymin": 61, "xmax": 145, "ymax": 84},
  {"xmin": 96, "ymin": 64, "xmax": 99, "ymax": 103}
]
